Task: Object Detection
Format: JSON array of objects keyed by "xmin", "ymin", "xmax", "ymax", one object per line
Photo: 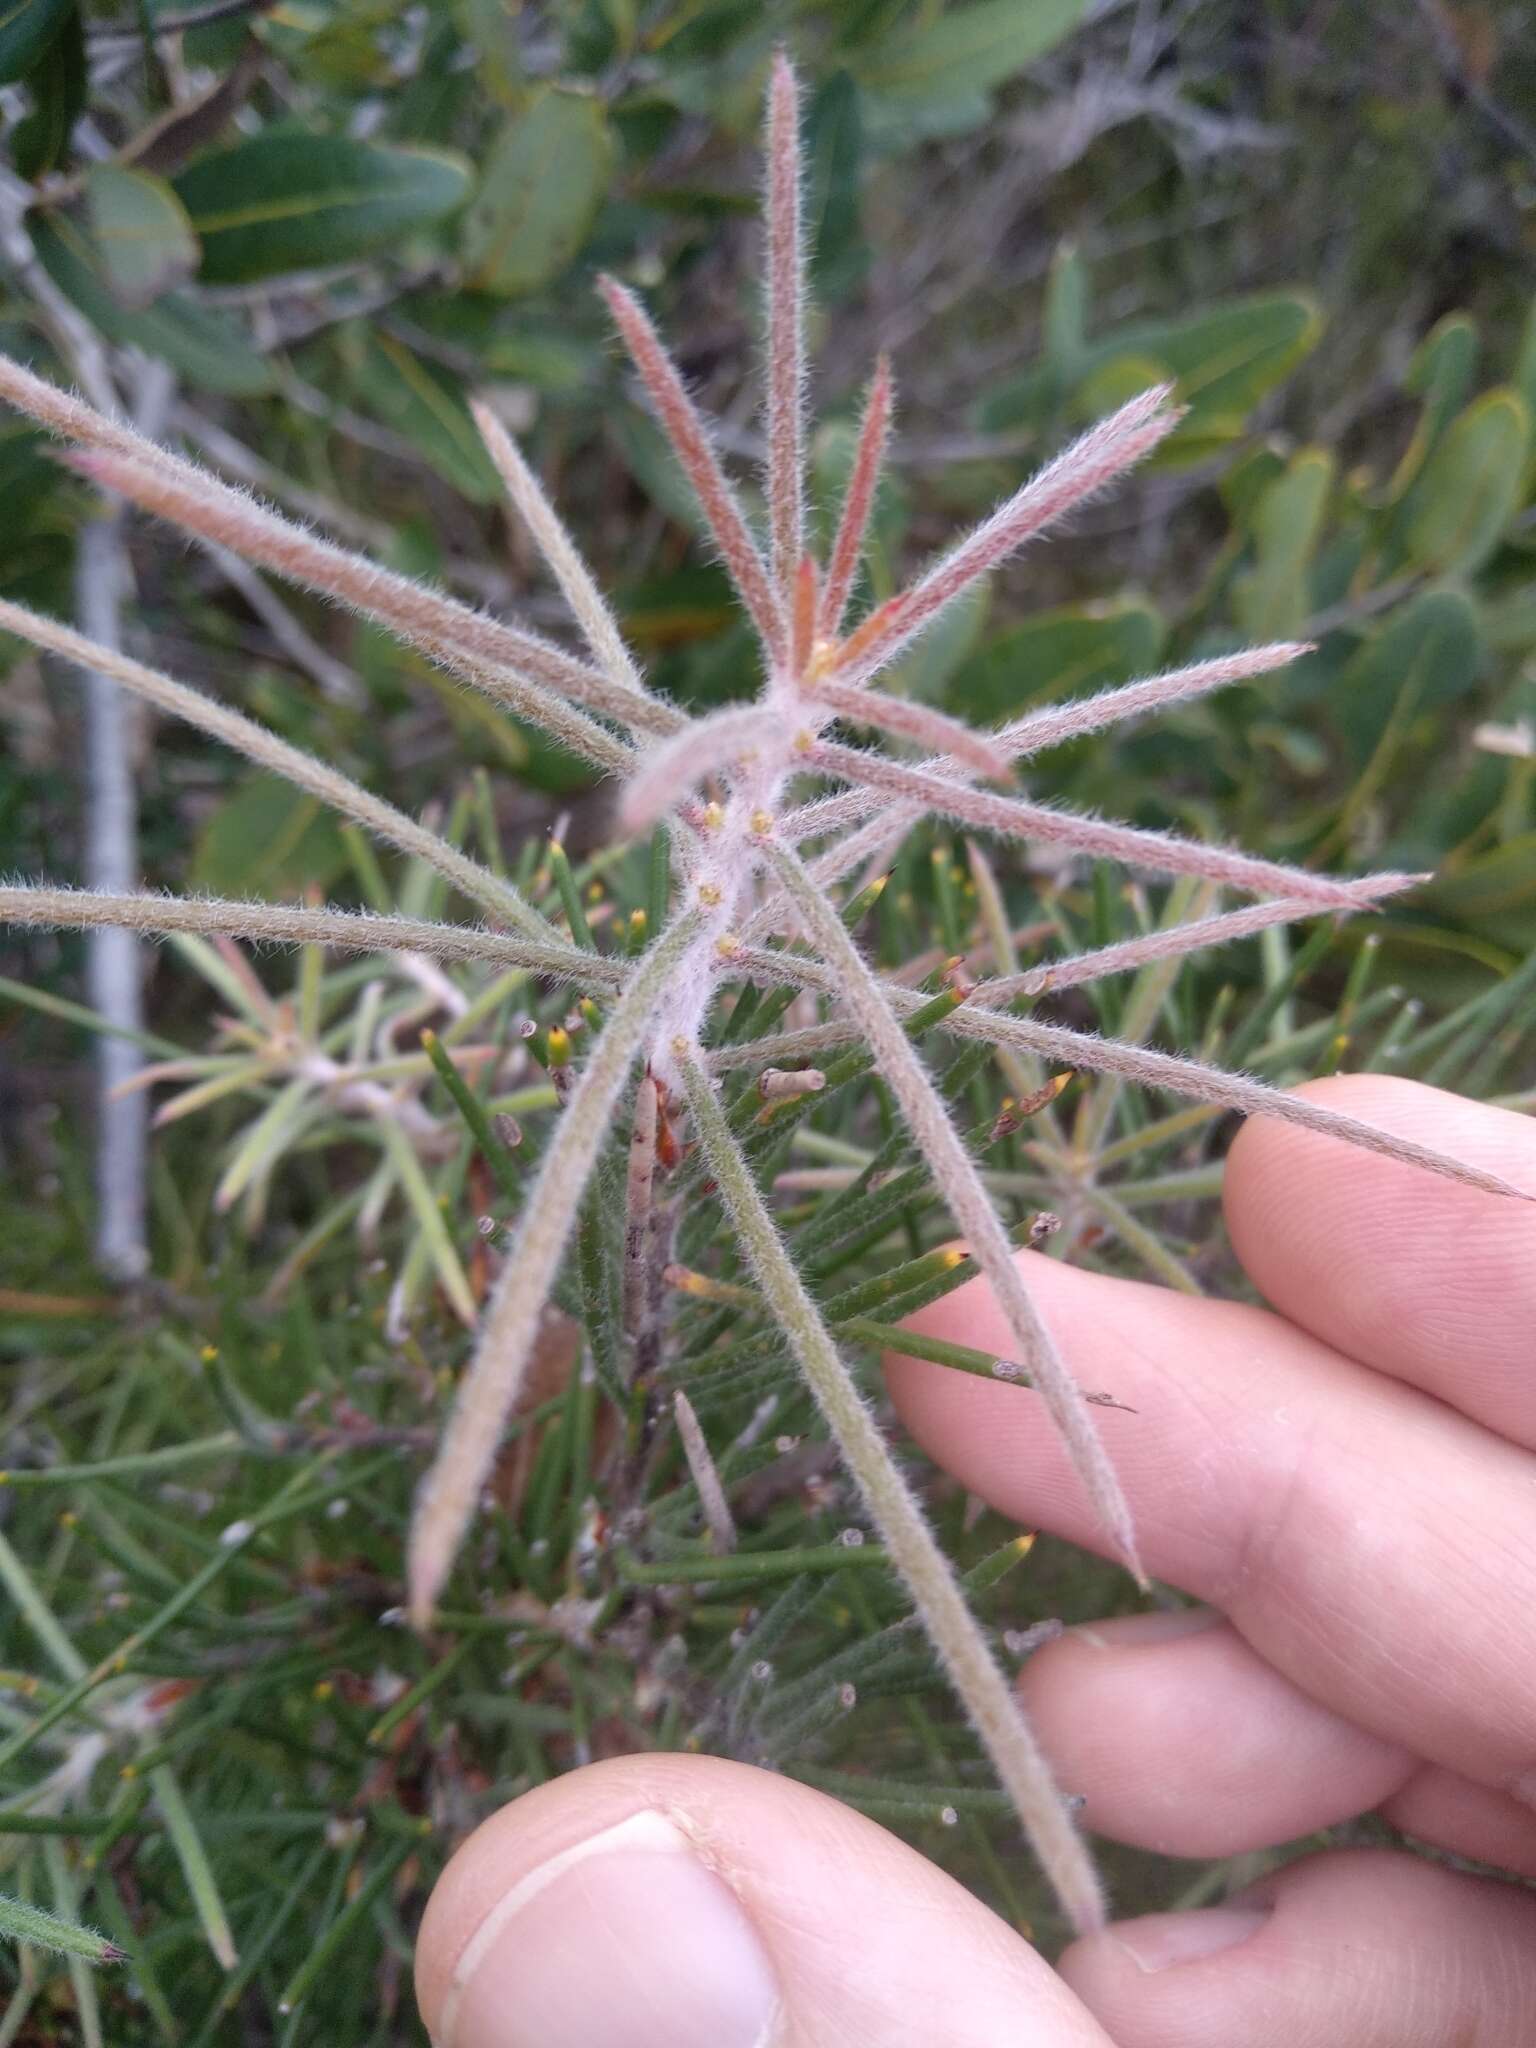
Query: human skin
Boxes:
[{"xmin": 415, "ymin": 1076, "xmax": 1536, "ymax": 2046}]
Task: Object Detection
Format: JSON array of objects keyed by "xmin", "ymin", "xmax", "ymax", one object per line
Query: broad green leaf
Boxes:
[
  {"xmin": 1073, "ymin": 352, "xmax": 1170, "ymax": 421},
  {"xmin": 174, "ymin": 134, "xmax": 472, "ymax": 285},
  {"xmin": 805, "ymin": 70, "xmax": 865, "ymax": 297},
  {"xmin": 190, "ymin": 772, "xmax": 350, "ymax": 900},
  {"xmin": 859, "ymin": 0, "xmax": 1086, "ymax": 105},
  {"xmin": 463, "ymin": 90, "xmax": 614, "ymax": 296},
  {"xmin": 342, "ymin": 329, "xmax": 501, "ymax": 502},
  {"xmin": 889, "ymin": 580, "xmax": 992, "ymax": 705},
  {"xmin": 1483, "ymin": 588, "xmax": 1536, "ymax": 652},
  {"xmin": 1157, "ymin": 294, "xmax": 1324, "ymax": 425},
  {"xmin": 1232, "ymin": 447, "xmax": 1335, "ymax": 642},
  {"xmin": 1406, "ymin": 312, "xmax": 1480, "ymax": 410},
  {"xmin": 1402, "ymin": 387, "xmax": 1531, "ymax": 576},
  {"xmin": 481, "ymin": 329, "xmax": 601, "ymax": 392},
  {"xmin": 1042, "ymin": 239, "xmax": 1089, "ymax": 376},
  {"xmin": 85, "ymin": 164, "xmax": 199, "ymax": 310},
  {"xmin": 1417, "ymin": 832, "xmax": 1536, "ymax": 951},
  {"xmin": 26, "ymin": 208, "xmax": 272, "ymax": 394},
  {"xmin": 619, "ymin": 565, "xmax": 739, "ymax": 654},
  {"xmin": 1382, "ymin": 313, "xmax": 1480, "ymax": 503},
  {"xmin": 945, "ymin": 601, "xmax": 1165, "ymax": 726},
  {"xmin": 1220, "ymin": 443, "xmax": 1288, "ymax": 524},
  {"xmin": 459, "ymin": 0, "xmax": 523, "ymax": 103},
  {"xmin": 0, "ymin": 0, "xmax": 71, "ymax": 83},
  {"xmin": 982, "ymin": 291, "xmax": 1323, "ymax": 453},
  {"xmin": 1514, "ymin": 295, "xmax": 1536, "ymax": 420},
  {"xmin": 9, "ymin": 0, "xmax": 81, "ymax": 176},
  {"xmin": 1332, "ymin": 591, "xmax": 1481, "ymax": 850},
  {"xmin": 1341, "ymin": 587, "xmax": 1481, "ymax": 724}
]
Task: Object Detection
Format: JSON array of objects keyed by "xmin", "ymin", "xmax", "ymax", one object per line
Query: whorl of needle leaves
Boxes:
[{"xmin": 0, "ymin": 48, "xmax": 1524, "ymax": 1937}]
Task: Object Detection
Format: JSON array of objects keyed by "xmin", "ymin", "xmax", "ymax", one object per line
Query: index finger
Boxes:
[{"xmin": 1224, "ymin": 1076, "xmax": 1536, "ymax": 1446}]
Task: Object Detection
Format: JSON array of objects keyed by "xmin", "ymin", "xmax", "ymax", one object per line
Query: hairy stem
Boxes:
[
  {"xmin": 834, "ymin": 386, "xmax": 1177, "ymax": 685},
  {"xmin": 67, "ymin": 447, "xmax": 642, "ymax": 768},
  {"xmin": 765, "ymin": 50, "xmax": 807, "ymax": 604},
  {"xmin": 819, "ymin": 356, "xmax": 892, "ymax": 639},
  {"xmin": 0, "ymin": 353, "xmax": 658, "ymax": 739},
  {"xmin": 0, "ymin": 886, "xmax": 614, "ymax": 987},
  {"xmin": 808, "ymin": 680, "xmax": 1011, "ymax": 779},
  {"xmin": 408, "ymin": 911, "xmax": 703, "ymax": 1626},
  {"xmin": 471, "ymin": 398, "xmax": 660, "ymax": 710},
  {"xmin": 678, "ymin": 1048, "xmax": 1106, "ymax": 1934},
  {"xmin": 810, "ymin": 740, "xmax": 1421, "ymax": 908},
  {"xmin": 711, "ymin": 976, "xmax": 1530, "ymax": 1203},
  {"xmin": 0, "ymin": 597, "xmax": 559, "ymax": 943},
  {"xmin": 599, "ymin": 279, "xmax": 786, "ymax": 667},
  {"xmin": 764, "ymin": 840, "xmax": 1144, "ymax": 1580}
]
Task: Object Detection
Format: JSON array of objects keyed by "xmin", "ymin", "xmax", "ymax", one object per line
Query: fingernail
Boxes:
[
  {"xmin": 1507, "ymin": 1767, "xmax": 1536, "ymax": 1813},
  {"xmin": 438, "ymin": 1810, "xmax": 781, "ymax": 2048},
  {"xmin": 1111, "ymin": 1905, "xmax": 1269, "ymax": 1973},
  {"xmin": 1073, "ymin": 1605, "xmax": 1224, "ymax": 1651}
]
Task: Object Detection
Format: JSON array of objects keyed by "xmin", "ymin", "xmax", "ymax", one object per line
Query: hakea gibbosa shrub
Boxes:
[{"xmin": 0, "ymin": 53, "xmax": 1526, "ymax": 1935}]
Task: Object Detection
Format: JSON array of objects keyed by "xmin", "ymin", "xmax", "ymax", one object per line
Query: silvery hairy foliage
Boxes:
[{"xmin": 0, "ymin": 53, "xmax": 1523, "ymax": 1935}]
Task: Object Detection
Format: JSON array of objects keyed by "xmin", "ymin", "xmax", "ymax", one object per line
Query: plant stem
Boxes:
[{"xmin": 679, "ymin": 1049, "xmax": 1107, "ymax": 1936}]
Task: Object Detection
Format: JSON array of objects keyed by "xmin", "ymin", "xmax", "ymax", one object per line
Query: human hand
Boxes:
[{"xmin": 414, "ymin": 1076, "xmax": 1536, "ymax": 2046}]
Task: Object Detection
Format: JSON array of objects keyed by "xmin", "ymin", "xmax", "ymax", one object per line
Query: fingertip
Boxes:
[
  {"xmin": 1058, "ymin": 1849, "xmax": 1536, "ymax": 2048},
  {"xmin": 1224, "ymin": 1074, "xmax": 1536, "ymax": 1442},
  {"xmin": 416, "ymin": 1754, "xmax": 1115, "ymax": 2048},
  {"xmin": 421, "ymin": 1801, "xmax": 779, "ymax": 2048},
  {"xmin": 1018, "ymin": 1611, "xmax": 1412, "ymax": 1858}
]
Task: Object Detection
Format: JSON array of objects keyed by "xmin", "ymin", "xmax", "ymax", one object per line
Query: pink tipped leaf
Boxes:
[
  {"xmin": 809, "ymin": 739, "xmax": 1400, "ymax": 908},
  {"xmin": 835, "ymin": 385, "xmax": 1180, "ymax": 684},
  {"xmin": 600, "ymin": 276, "xmax": 787, "ymax": 666},
  {"xmin": 819, "ymin": 355, "xmax": 893, "ymax": 639},
  {"xmin": 994, "ymin": 643, "xmax": 1311, "ymax": 761},
  {"xmin": 765, "ymin": 49, "xmax": 808, "ymax": 604},
  {"xmin": 810, "ymin": 679, "xmax": 1012, "ymax": 779}
]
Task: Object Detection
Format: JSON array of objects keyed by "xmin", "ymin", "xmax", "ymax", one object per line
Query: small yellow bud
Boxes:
[
  {"xmin": 698, "ymin": 881, "xmax": 723, "ymax": 906},
  {"xmin": 749, "ymin": 808, "xmax": 773, "ymax": 836},
  {"xmin": 702, "ymin": 800, "xmax": 725, "ymax": 830},
  {"xmin": 805, "ymin": 638, "xmax": 838, "ymax": 681}
]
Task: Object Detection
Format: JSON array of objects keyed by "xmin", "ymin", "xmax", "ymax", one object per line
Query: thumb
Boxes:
[{"xmin": 415, "ymin": 1752, "xmax": 1114, "ymax": 2047}]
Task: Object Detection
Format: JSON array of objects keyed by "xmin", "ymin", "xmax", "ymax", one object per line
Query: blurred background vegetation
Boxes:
[{"xmin": 1, "ymin": 1, "xmax": 1534, "ymax": 2041}]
